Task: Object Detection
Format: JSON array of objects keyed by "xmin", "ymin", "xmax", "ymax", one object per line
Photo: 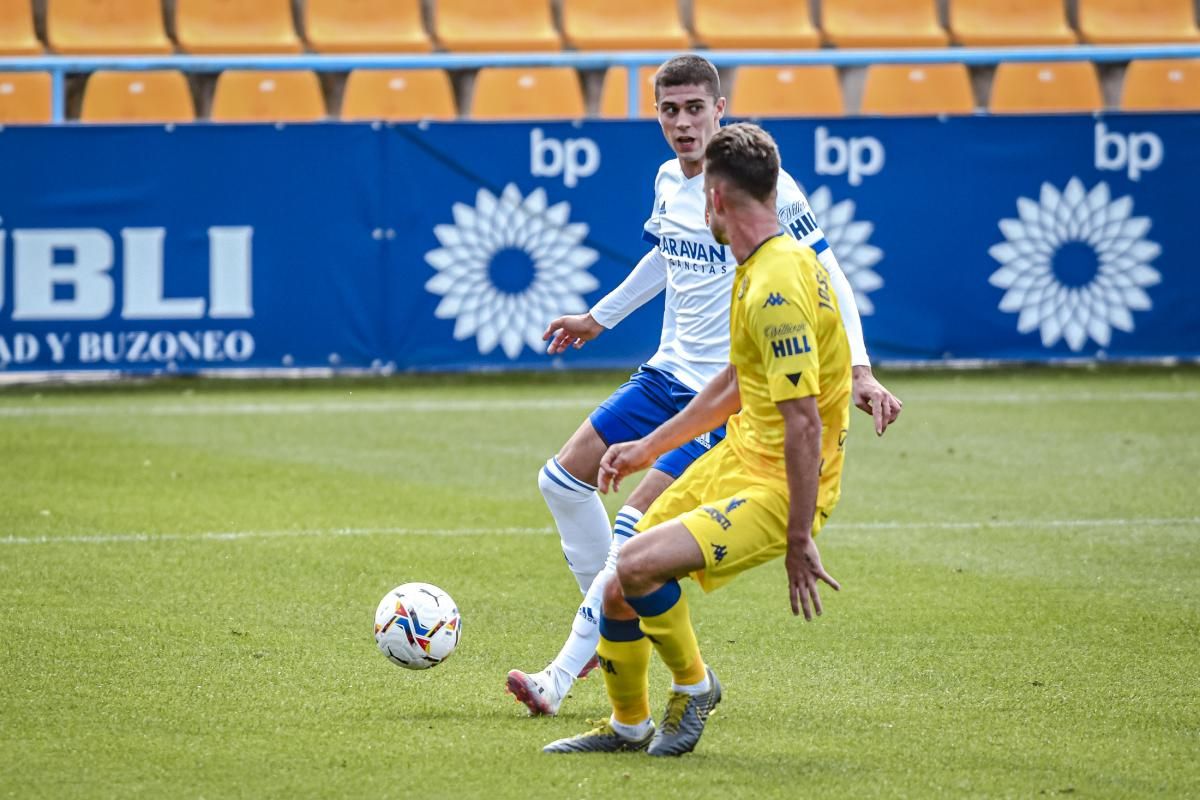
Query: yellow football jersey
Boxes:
[{"xmin": 725, "ymin": 233, "xmax": 851, "ymax": 513}]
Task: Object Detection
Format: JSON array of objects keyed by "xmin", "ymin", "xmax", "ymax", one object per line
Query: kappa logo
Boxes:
[
  {"xmin": 725, "ymin": 497, "xmax": 746, "ymax": 514},
  {"xmin": 712, "ymin": 544, "xmax": 728, "ymax": 563},
  {"xmin": 598, "ymin": 655, "xmax": 618, "ymax": 675},
  {"xmin": 762, "ymin": 293, "xmax": 789, "ymax": 308}
]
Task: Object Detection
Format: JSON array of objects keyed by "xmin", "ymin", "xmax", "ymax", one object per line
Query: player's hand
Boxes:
[
  {"xmin": 785, "ymin": 535, "xmax": 840, "ymax": 620},
  {"xmin": 543, "ymin": 313, "xmax": 604, "ymax": 355},
  {"xmin": 597, "ymin": 440, "xmax": 655, "ymax": 494},
  {"xmin": 852, "ymin": 365, "xmax": 903, "ymax": 437}
]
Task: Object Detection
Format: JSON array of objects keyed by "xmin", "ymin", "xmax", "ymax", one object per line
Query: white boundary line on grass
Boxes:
[
  {"xmin": 0, "ymin": 390, "xmax": 1199, "ymax": 418},
  {"xmin": 2, "ymin": 516, "xmax": 1196, "ymax": 546}
]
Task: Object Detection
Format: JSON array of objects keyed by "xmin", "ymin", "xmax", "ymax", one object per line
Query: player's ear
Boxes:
[{"xmin": 714, "ymin": 96, "xmax": 727, "ymax": 120}]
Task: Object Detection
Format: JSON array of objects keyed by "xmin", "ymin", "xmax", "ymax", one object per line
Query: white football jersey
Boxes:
[{"xmin": 640, "ymin": 159, "xmax": 837, "ymax": 391}]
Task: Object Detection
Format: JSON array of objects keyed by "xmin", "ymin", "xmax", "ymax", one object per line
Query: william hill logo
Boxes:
[
  {"xmin": 762, "ymin": 293, "xmax": 789, "ymax": 307},
  {"xmin": 771, "ymin": 335, "xmax": 812, "ymax": 359}
]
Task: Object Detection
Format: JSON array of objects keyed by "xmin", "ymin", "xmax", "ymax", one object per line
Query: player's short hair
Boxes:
[
  {"xmin": 654, "ymin": 55, "xmax": 720, "ymax": 101},
  {"xmin": 704, "ymin": 123, "xmax": 780, "ymax": 203}
]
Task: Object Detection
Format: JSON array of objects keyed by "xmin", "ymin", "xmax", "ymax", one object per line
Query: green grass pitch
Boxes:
[{"xmin": 1, "ymin": 367, "xmax": 1197, "ymax": 798}]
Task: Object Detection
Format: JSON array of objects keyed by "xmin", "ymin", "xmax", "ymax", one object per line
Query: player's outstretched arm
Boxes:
[
  {"xmin": 545, "ymin": 249, "xmax": 668, "ymax": 355},
  {"xmin": 778, "ymin": 396, "xmax": 840, "ymax": 620},
  {"xmin": 542, "ymin": 312, "xmax": 604, "ymax": 354},
  {"xmin": 598, "ymin": 365, "xmax": 740, "ymax": 493}
]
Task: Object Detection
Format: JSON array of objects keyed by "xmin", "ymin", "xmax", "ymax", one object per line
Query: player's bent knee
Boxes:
[
  {"xmin": 601, "ymin": 577, "xmax": 636, "ymax": 620},
  {"xmin": 615, "ymin": 537, "xmax": 652, "ymax": 592}
]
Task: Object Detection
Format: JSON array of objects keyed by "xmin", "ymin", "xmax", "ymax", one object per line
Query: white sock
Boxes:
[
  {"xmin": 549, "ymin": 506, "xmax": 643, "ymax": 681},
  {"xmin": 672, "ymin": 675, "xmax": 711, "ymax": 696},
  {"xmin": 538, "ymin": 457, "xmax": 612, "ymax": 593},
  {"xmin": 610, "ymin": 715, "xmax": 654, "ymax": 741}
]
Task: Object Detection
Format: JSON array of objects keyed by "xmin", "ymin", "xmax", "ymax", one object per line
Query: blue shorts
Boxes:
[{"xmin": 589, "ymin": 366, "xmax": 727, "ymax": 480}]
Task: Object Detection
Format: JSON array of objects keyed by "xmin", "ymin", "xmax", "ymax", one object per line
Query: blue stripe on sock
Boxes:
[
  {"xmin": 541, "ymin": 466, "xmax": 580, "ymax": 494},
  {"xmin": 615, "ymin": 511, "xmax": 641, "ymax": 525},
  {"xmin": 550, "ymin": 457, "xmax": 596, "ymax": 492},
  {"xmin": 626, "ymin": 579, "xmax": 682, "ymax": 619},
  {"xmin": 613, "ymin": 521, "xmax": 637, "ymax": 539},
  {"xmin": 599, "ymin": 615, "xmax": 644, "ymax": 642}
]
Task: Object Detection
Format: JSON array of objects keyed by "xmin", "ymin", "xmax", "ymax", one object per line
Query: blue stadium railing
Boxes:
[{"xmin": 2, "ymin": 44, "xmax": 1200, "ymax": 123}]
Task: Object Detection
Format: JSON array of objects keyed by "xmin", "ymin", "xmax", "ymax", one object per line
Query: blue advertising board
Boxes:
[{"xmin": 1, "ymin": 114, "xmax": 1197, "ymax": 374}]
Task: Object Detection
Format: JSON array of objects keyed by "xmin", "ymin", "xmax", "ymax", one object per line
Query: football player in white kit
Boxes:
[{"xmin": 506, "ymin": 55, "xmax": 902, "ymax": 716}]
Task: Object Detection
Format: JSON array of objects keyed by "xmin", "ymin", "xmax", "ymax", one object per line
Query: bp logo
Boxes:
[
  {"xmin": 808, "ymin": 187, "xmax": 884, "ymax": 315},
  {"xmin": 988, "ymin": 178, "xmax": 1161, "ymax": 352},
  {"xmin": 424, "ymin": 184, "xmax": 600, "ymax": 359}
]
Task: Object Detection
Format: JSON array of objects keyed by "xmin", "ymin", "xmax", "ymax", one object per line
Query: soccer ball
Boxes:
[{"xmin": 373, "ymin": 583, "xmax": 461, "ymax": 670}]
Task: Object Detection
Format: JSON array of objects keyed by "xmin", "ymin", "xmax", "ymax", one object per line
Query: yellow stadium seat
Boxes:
[
  {"xmin": 436, "ymin": 0, "xmax": 560, "ymax": 51},
  {"xmin": 989, "ymin": 62, "xmax": 1103, "ymax": 114},
  {"xmin": 693, "ymin": 0, "xmax": 821, "ymax": 49},
  {"xmin": 821, "ymin": 0, "xmax": 949, "ymax": 47},
  {"xmin": 305, "ymin": 0, "xmax": 431, "ymax": 53},
  {"xmin": 176, "ymin": 0, "xmax": 302, "ymax": 54},
  {"xmin": 470, "ymin": 67, "xmax": 584, "ymax": 120},
  {"xmin": 342, "ymin": 69, "xmax": 457, "ymax": 120},
  {"xmin": 0, "ymin": 71, "xmax": 51, "ymax": 123},
  {"xmin": 80, "ymin": 70, "xmax": 194, "ymax": 123},
  {"xmin": 0, "ymin": 0, "xmax": 41, "ymax": 55},
  {"xmin": 1121, "ymin": 58, "xmax": 1200, "ymax": 110},
  {"xmin": 599, "ymin": 66, "xmax": 659, "ymax": 119},
  {"xmin": 730, "ymin": 66, "xmax": 844, "ymax": 117},
  {"xmin": 860, "ymin": 64, "xmax": 975, "ymax": 116},
  {"xmin": 562, "ymin": 0, "xmax": 689, "ymax": 50},
  {"xmin": 950, "ymin": 0, "xmax": 1077, "ymax": 45},
  {"xmin": 47, "ymin": 0, "xmax": 172, "ymax": 55},
  {"xmin": 1078, "ymin": 0, "xmax": 1200, "ymax": 44},
  {"xmin": 211, "ymin": 70, "xmax": 326, "ymax": 122}
]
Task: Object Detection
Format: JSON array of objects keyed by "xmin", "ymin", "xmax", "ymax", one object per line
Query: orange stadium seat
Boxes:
[
  {"xmin": 176, "ymin": 0, "xmax": 302, "ymax": 54},
  {"xmin": 305, "ymin": 0, "xmax": 431, "ymax": 53},
  {"xmin": 693, "ymin": 0, "xmax": 822, "ymax": 49},
  {"xmin": 1121, "ymin": 58, "xmax": 1200, "ymax": 110},
  {"xmin": 0, "ymin": 0, "xmax": 42, "ymax": 55},
  {"xmin": 1078, "ymin": 0, "xmax": 1200, "ymax": 44},
  {"xmin": 470, "ymin": 67, "xmax": 584, "ymax": 120},
  {"xmin": 0, "ymin": 71, "xmax": 51, "ymax": 123},
  {"xmin": 730, "ymin": 66, "xmax": 844, "ymax": 117},
  {"xmin": 989, "ymin": 62, "xmax": 1103, "ymax": 114},
  {"xmin": 860, "ymin": 64, "xmax": 975, "ymax": 115},
  {"xmin": 599, "ymin": 66, "xmax": 659, "ymax": 119},
  {"xmin": 46, "ymin": 0, "xmax": 172, "ymax": 54},
  {"xmin": 341, "ymin": 69, "xmax": 457, "ymax": 120},
  {"xmin": 950, "ymin": 0, "xmax": 1077, "ymax": 45},
  {"xmin": 211, "ymin": 70, "xmax": 326, "ymax": 122},
  {"xmin": 436, "ymin": 0, "xmax": 560, "ymax": 51},
  {"xmin": 80, "ymin": 70, "xmax": 195, "ymax": 123},
  {"xmin": 562, "ymin": 0, "xmax": 689, "ymax": 50},
  {"xmin": 821, "ymin": 0, "xmax": 949, "ymax": 48}
]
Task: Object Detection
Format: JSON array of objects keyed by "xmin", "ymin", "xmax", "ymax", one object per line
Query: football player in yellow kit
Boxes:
[{"xmin": 544, "ymin": 122, "xmax": 850, "ymax": 757}]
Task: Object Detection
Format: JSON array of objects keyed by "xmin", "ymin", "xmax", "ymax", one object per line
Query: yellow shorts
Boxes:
[{"xmin": 637, "ymin": 441, "xmax": 828, "ymax": 592}]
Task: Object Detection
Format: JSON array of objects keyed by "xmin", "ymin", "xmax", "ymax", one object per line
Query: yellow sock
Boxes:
[
  {"xmin": 597, "ymin": 616, "xmax": 652, "ymax": 725},
  {"xmin": 628, "ymin": 579, "xmax": 706, "ymax": 687}
]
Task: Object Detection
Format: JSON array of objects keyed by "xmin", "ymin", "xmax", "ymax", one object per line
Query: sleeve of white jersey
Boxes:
[
  {"xmin": 589, "ymin": 248, "xmax": 667, "ymax": 329},
  {"xmin": 776, "ymin": 173, "xmax": 871, "ymax": 368},
  {"xmin": 641, "ymin": 164, "xmax": 667, "ymax": 246}
]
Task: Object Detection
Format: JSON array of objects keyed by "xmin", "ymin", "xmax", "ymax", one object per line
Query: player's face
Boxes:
[
  {"xmin": 656, "ymin": 84, "xmax": 725, "ymax": 164},
  {"xmin": 704, "ymin": 174, "xmax": 730, "ymax": 245}
]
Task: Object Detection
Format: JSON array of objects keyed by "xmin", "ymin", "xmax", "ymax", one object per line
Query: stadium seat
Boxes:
[
  {"xmin": 821, "ymin": 0, "xmax": 949, "ymax": 48},
  {"xmin": 436, "ymin": 0, "xmax": 560, "ymax": 51},
  {"xmin": 860, "ymin": 64, "xmax": 975, "ymax": 116},
  {"xmin": 950, "ymin": 0, "xmax": 1077, "ymax": 45},
  {"xmin": 730, "ymin": 66, "xmax": 844, "ymax": 117},
  {"xmin": 562, "ymin": 0, "xmax": 689, "ymax": 50},
  {"xmin": 46, "ymin": 0, "xmax": 173, "ymax": 54},
  {"xmin": 470, "ymin": 67, "xmax": 584, "ymax": 120},
  {"xmin": 1078, "ymin": 0, "xmax": 1200, "ymax": 44},
  {"xmin": 305, "ymin": 0, "xmax": 431, "ymax": 53},
  {"xmin": 0, "ymin": 71, "xmax": 51, "ymax": 123},
  {"xmin": 989, "ymin": 62, "xmax": 1103, "ymax": 114},
  {"xmin": 599, "ymin": 66, "xmax": 659, "ymax": 119},
  {"xmin": 341, "ymin": 69, "xmax": 457, "ymax": 120},
  {"xmin": 0, "ymin": 0, "xmax": 42, "ymax": 55},
  {"xmin": 210, "ymin": 70, "xmax": 326, "ymax": 122},
  {"xmin": 1121, "ymin": 58, "xmax": 1200, "ymax": 110},
  {"xmin": 80, "ymin": 70, "xmax": 194, "ymax": 123},
  {"xmin": 176, "ymin": 0, "xmax": 303, "ymax": 54},
  {"xmin": 692, "ymin": 0, "xmax": 821, "ymax": 49}
]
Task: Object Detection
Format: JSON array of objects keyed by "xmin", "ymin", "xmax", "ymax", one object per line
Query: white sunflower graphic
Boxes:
[
  {"xmin": 424, "ymin": 184, "xmax": 600, "ymax": 359},
  {"xmin": 988, "ymin": 178, "xmax": 1161, "ymax": 352},
  {"xmin": 808, "ymin": 186, "xmax": 884, "ymax": 315}
]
